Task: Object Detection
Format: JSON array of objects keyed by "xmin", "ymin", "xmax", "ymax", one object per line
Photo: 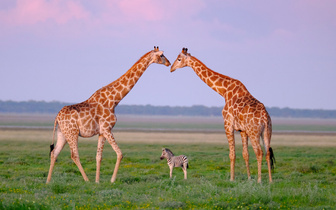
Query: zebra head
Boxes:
[{"xmin": 160, "ymin": 148, "xmax": 174, "ymax": 160}]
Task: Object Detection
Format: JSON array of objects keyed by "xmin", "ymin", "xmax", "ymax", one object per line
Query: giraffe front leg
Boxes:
[
  {"xmin": 226, "ymin": 130, "xmax": 236, "ymax": 181},
  {"xmin": 241, "ymin": 131, "xmax": 251, "ymax": 180},
  {"xmin": 96, "ymin": 135, "xmax": 106, "ymax": 183},
  {"xmin": 104, "ymin": 132, "xmax": 123, "ymax": 183}
]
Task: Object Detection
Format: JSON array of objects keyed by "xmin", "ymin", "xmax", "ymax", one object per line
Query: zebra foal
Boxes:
[{"xmin": 160, "ymin": 148, "xmax": 189, "ymax": 179}]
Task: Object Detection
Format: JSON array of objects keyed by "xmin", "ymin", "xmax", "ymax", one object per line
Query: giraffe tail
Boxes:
[
  {"xmin": 49, "ymin": 118, "xmax": 57, "ymax": 157},
  {"xmin": 263, "ymin": 116, "xmax": 275, "ymax": 170},
  {"xmin": 269, "ymin": 147, "xmax": 276, "ymax": 170}
]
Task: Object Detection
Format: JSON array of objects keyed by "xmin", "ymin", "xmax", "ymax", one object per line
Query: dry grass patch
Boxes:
[{"xmin": 1, "ymin": 128, "xmax": 335, "ymax": 147}]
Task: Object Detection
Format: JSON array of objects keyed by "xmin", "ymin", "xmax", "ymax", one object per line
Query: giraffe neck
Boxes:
[
  {"xmin": 188, "ymin": 56, "xmax": 238, "ymax": 101},
  {"xmin": 88, "ymin": 51, "xmax": 153, "ymax": 107}
]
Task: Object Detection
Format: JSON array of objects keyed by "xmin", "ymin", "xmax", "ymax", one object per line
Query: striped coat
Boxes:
[{"xmin": 160, "ymin": 148, "xmax": 189, "ymax": 179}]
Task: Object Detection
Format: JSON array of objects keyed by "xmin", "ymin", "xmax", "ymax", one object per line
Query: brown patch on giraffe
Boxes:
[
  {"xmin": 97, "ymin": 104, "xmax": 104, "ymax": 116},
  {"xmin": 232, "ymin": 85, "xmax": 240, "ymax": 94},
  {"xmin": 121, "ymin": 88, "xmax": 129, "ymax": 97},
  {"xmin": 217, "ymin": 87, "xmax": 225, "ymax": 95},
  {"xmin": 215, "ymin": 79, "xmax": 223, "ymax": 87},
  {"xmin": 227, "ymin": 91, "xmax": 233, "ymax": 99},
  {"xmin": 201, "ymin": 71, "xmax": 207, "ymax": 79},
  {"xmin": 227, "ymin": 84, "xmax": 235, "ymax": 91},
  {"xmin": 101, "ymin": 92, "xmax": 107, "ymax": 99},
  {"xmin": 210, "ymin": 75, "xmax": 218, "ymax": 82},
  {"xmin": 104, "ymin": 108, "xmax": 110, "ymax": 116},
  {"xmin": 206, "ymin": 78, "xmax": 214, "ymax": 87},
  {"xmin": 115, "ymin": 83, "xmax": 123, "ymax": 92}
]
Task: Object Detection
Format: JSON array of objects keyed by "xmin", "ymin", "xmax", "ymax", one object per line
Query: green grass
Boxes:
[{"xmin": 1, "ymin": 139, "xmax": 336, "ymax": 209}]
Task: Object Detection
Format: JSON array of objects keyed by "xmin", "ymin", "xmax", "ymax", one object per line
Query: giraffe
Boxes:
[
  {"xmin": 170, "ymin": 48, "xmax": 275, "ymax": 183},
  {"xmin": 46, "ymin": 46, "xmax": 171, "ymax": 183}
]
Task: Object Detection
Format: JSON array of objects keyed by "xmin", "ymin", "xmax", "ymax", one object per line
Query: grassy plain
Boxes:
[{"xmin": 0, "ymin": 126, "xmax": 336, "ymax": 209}]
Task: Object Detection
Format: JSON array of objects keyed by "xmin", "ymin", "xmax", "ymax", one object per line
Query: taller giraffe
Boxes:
[
  {"xmin": 46, "ymin": 46, "xmax": 171, "ymax": 183},
  {"xmin": 171, "ymin": 48, "xmax": 275, "ymax": 183}
]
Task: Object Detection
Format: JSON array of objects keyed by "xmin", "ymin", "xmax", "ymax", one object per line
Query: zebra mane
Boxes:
[{"xmin": 164, "ymin": 148, "xmax": 174, "ymax": 156}]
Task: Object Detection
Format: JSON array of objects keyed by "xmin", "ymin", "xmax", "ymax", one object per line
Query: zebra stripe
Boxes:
[{"xmin": 160, "ymin": 148, "xmax": 188, "ymax": 179}]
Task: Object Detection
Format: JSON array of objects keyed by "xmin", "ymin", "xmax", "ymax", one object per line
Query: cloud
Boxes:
[
  {"xmin": 0, "ymin": 0, "xmax": 89, "ymax": 25},
  {"xmin": 118, "ymin": 0, "xmax": 164, "ymax": 22},
  {"xmin": 0, "ymin": 0, "xmax": 206, "ymax": 41},
  {"xmin": 0, "ymin": 0, "xmax": 205, "ymax": 26}
]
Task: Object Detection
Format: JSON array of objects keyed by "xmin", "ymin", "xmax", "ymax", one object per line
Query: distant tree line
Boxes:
[{"xmin": 0, "ymin": 100, "xmax": 336, "ymax": 119}]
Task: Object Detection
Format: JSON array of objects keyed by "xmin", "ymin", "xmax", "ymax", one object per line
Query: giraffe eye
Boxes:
[
  {"xmin": 160, "ymin": 54, "xmax": 164, "ymax": 58},
  {"xmin": 178, "ymin": 59, "xmax": 181, "ymax": 61}
]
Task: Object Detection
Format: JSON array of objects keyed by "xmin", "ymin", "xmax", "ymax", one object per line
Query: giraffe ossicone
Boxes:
[
  {"xmin": 46, "ymin": 46, "xmax": 171, "ymax": 183},
  {"xmin": 171, "ymin": 48, "xmax": 275, "ymax": 183}
]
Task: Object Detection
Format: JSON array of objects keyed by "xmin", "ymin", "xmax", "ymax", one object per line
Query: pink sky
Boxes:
[{"xmin": 1, "ymin": 0, "xmax": 336, "ymax": 109}]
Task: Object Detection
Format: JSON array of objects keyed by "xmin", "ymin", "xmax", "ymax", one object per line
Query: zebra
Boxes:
[{"xmin": 160, "ymin": 148, "xmax": 189, "ymax": 179}]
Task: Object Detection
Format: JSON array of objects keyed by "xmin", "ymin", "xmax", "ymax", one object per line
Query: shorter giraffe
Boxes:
[
  {"xmin": 47, "ymin": 46, "xmax": 170, "ymax": 183},
  {"xmin": 171, "ymin": 48, "xmax": 275, "ymax": 183}
]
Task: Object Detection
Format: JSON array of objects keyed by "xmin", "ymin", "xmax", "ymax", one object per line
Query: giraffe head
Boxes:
[
  {"xmin": 150, "ymin": 46, "xmax": 171, "ymax": 67},
  {"xmin": 170, "ymin": 47, "xmax": 191, "ymax": 72}
]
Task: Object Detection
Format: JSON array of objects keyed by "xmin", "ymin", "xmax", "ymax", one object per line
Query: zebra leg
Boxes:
[
  {"xmin": 169, "ymin": 165, "xmax": 174, "ymax": 178},
  {"xmin": 182, "ymin": 164, "xmax": 187, "ymax": 179}
]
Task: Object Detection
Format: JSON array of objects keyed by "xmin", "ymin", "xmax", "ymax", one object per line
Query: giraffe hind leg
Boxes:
[
  {"xmin": 250, "ymin": 136, "xmax": 263, "ymax": 183},
  {"xmin": 263, "ymin": 130, "xmax": 274, "ymax": 183},
  {"xmin": 46, "ymin": 130, "xmax": 67, "ymax": 183},
  {"xmin": 67, "ymin": 134, "xmax": 89, "ymax": 182},
  {"xmin": 241, "ymin": 131, "xmax": 251, "ymax": 180}
]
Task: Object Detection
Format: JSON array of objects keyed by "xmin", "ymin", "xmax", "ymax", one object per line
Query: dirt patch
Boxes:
[{"xmin": 1, "ymin": 128, "xmax": 335, "ymax": 147}]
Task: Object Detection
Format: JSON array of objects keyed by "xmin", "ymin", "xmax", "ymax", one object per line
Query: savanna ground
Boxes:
[{"xmin": 0, "ymin": 114, "xmax": 336, "ymax": 209}]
